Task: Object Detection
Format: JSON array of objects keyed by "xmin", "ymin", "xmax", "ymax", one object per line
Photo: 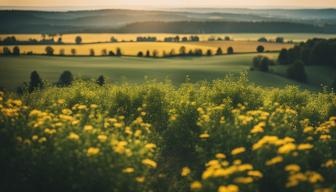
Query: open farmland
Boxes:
[
  {"xmin": 0, "ymin": 41, "xmax": 293, "ymax": 56},
  {"xmin": 0, "ymin": 53, "xmax": 318, "ymax": 91},
  {"xmin": 1, "ymin": 33, "xmax": 336, "ymax": 43}
]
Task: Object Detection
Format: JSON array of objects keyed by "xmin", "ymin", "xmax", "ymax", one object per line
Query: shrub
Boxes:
[
  {"xmin": 96, "ymin": 75, "xmax": 105, "ymax": 86},
  {"xmin": 137, "ymin": 51, "xmax": 144, "ymax": 57},
  {"xmin": 89, "ymin": 49, "xmax": 95, "ymax": 56},
  {"xmin": 71, "ymin": 48, "xmax": 76, "ymax": 56},
  {"xmin": 287, "ymin": 60, "xmax": 307, "ymax": 83},
  {"xmin": 227, "ymin": 47, "xmax": 234, "ymax": 54},
  {"xmin": 216, "ymin": 47, "xmax": 223, "ymax": 55},
  {"xmin": 116, "ymin": 48, "xmax": 122, "ymax": 56},
  {"xmin": 252, "ymin": 55, "xmax": 272, "ymax": 72},
  {"xmin": 13, "ymin": 46, "xmax": 20, "ymax": 56},
  {"xmin": 206, "ymin": 49, "xmax": 212, "ymax": 56},
  {"xmin": 2, "ymin": 47, "xmax": 11, "ymax": 55},
  {"xmin": 45, "ymin": 46, "xmax": 54, "ymax": 56},
  {"xmin": 278, "ymin": 48, "xmax": 289, "ymax": 65},
  {"xmin": 75, "ymin": 36, "xmax": 82, "ymax": 44},
  {"xmin": 257, "ymin": 45, "xmax": 265, "ymax": 53},
  {"xmin": 28, "ymin": 71, "xmax": 43, "ymax": 92},
  {"xmin": 57, "ymin": 71, "xmax": 74, "ymax": 87}
]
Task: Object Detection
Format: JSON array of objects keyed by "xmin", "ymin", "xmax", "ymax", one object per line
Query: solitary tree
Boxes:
[
  {"xmin": 252, "ymin": 55, "xmax": 272, "ymax": 72},
  {"xmin": 102, "ymin": 49, "xmax": 108, "ymax": 56},
  {"xmin": 45, "ymin": 46, "xmax": 54, "ymax": 56},
  {"xmin": 152, "ymin": 50, "xmax": 159, "ymax": 58},
  {"xmin": 116, "ymin": 48, "xmax": 122, "ymax": 56},
  {"xmin": 258, "ymin": 37, "xmax": 268, "ymax": 42},
  {"xmin": 206, "ymin": 49, "xmax": 213, "ymax": 56},
  {"xmin": 57, "ymin": 71, "xmax": 74, "ymax": 87},
  {"xmin": 3, "ymin": 47, "xmax": 11, "ymax": 55},
  {"xmin": 216, "ymin": 47, "xmax": 223, "ymax": 55},
  {"xmin": 97, "ymin": 75, "xmax": 105, "ymax": 86},
  {"xmin": 278, "ymin": 48, "xmax": 289, "ymax": 65},
  {"xmin": 71, "ymin": 48, "xmax": 77, "ymax": 56},
  {"xmin": 227, "ymin": 47, "xmax": 234, "ymax": 55},
  {"xmin": 257, "ymin": 45, "xmax": 265, "ymax": 53},
  {"xmin": 13, "ymin": 46, "xmax": 20, "ymax": 56},
  {"xmin": 179, "ymin": 46, "xmax": 187, "ymax": 56},
  {"xmin": 146, "ymin": 50, "xmax": 151, "ymax": 57},
  {"xmin": 75, "ymin": 36, "xmax": 82, "ymax": 44},
  {"xmin": 108, "ymin": 51, "xmax": 115, "ymax": 56},
  {"xmin": 287, "ymin": 60, "xmax": 307, "ymax": 83},
  {"xmin": 29, "ymin": 71, "xmax": 44, "ymax": 92},
  {"xmin": 90, "ymin": 49, "xmax": 95, "ymax": 56},
  {"xmin": 137, "ymin": 51, "xmax": 144, "ymax": 57},
  {"xmin": 276, "ymin": 37, "xmax": 284, "ymax": 43},
  {"xmin": 59, "ymin": 49, "xmax": 65, "ymax": 56}
]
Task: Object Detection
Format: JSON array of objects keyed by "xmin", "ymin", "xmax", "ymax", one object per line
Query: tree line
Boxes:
[{"xmin": 17, "ymin": 71, "xmax": 106, "ymax": 95}]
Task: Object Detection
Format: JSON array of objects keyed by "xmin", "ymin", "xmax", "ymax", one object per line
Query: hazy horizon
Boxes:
[{"xmin": 1, "ymin": 0, "xmax": 336, "ymax": 11}]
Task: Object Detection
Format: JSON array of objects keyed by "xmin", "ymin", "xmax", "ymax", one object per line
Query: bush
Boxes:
[
  {"xmin": 96, "ymin": 75, "xmax": 105, "ymax": 86},
  {"xmin": 257, "ymin": 45, "xmax": 265, "ymax": 53},
  {"xmin": 75, "ymin": 36, "xmax": 82, "ymax": 44},
  {"xmin": 57, "ymin": 71, "xmax": 74, "ymax": 87},
  {"xmin": 13, "ymin": 46, "xmax": 20, "ymax": 56},
  {"xmin": 206, "ymin": 49, "xmax": 212, "ymax": 56},
  {"xmin": 2, "ymin": 47, "xmax": 11, "ymax": 55},
  {"xmin": 137, "ymin": 51, "xmax": 144, "ymax": 57},
  {"xmin": 45, "ymin": 46, "xmax": 54, "ymax": 56},
  {"xmin": 71, "ymin": 48, "xmax": 76, "ymax": 56},
  {"xmin": 252, "ymin": 55, "xmax": 272, "ymax": 72},
  {"xmin": 89, "ymin": 49, "xmax": 95, "ymax": 56},
  {"xmin": 116, "ymin": 48, "xmax": 122, "ymax": 56},
  {"xmin": 278, "ymin": 48, "xmax": 289, "ymax": 65},
  {"xmin": 227, "ymin": 47, "xmax": 234, "ymax": 54},
  {"xmin": 287, "ymin": 60, "xmax": 307, "ymax": 83},
  {"xmin": 28, "ymin": 71, "xmax": 43, "ymax": 92},
  {"xmin": 216, "ymin": 47, "xmax": 223, "ymax": 55}
]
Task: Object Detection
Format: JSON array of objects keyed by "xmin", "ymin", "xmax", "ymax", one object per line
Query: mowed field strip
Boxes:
[
  {"xmin": 0, "ymin": 53, "xmax": 317, "ymax": 90},
  {"xmin": 0, "ymin": 41, "xmax": 293, "ymax": 56}
]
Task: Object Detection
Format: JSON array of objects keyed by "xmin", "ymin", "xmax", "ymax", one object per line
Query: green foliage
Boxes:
[
  {"xmin": 257, "ymin": 45, "xmax": 265, "ymax": 53},
  {"xmin": 29, "ymin": 71, "xmax": 44, "ymax": 92},
  {"xmin": 252, "ymin": 55, "xmax": 273, "ymax": 72},
  {"xmin": 57, "ymin": 71, "xmax": 74, "ymax": 87},
  {"xmin": 287, "ymin": 60, "xmax": 307, "ymax": 83}
]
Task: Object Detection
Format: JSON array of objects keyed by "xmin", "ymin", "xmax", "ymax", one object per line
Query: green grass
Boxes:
[{"xmin": 0, "ymin": 53, "xmax": 319, "ymax": 91}]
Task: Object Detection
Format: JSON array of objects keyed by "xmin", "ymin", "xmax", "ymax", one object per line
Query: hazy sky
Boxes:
[{"xmin": 1, "ymin": 0, "xmax": 336, "ymax": 9}]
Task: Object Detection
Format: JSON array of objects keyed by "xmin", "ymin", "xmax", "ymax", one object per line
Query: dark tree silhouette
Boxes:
[
  {"xmin": 276, "ymin": 37, "xmax": 284, "ymax": 43},
  {"xmin": 227, "ymin": 47, "xmax": 234, "ymax": 55},
  {"xmin": 258, "ymin": 37, "xmax": 268, "ymax": 42},
  {"xmin": 206, "ymin": 49, "xmax": 213, "ymax": 56},
  {"xmin": 188, "ymin": 50, "xmax": 194, "ymax": 56},
  {"xmin": 116, "ymin": 48, "xmax": 122, "ymax": 56},
  {"xmin": 102, "ymin": 49, "xmax": 108, "ymax": 56},
  {"xmin": 179, "ymin": 46, "xmax": 187, "ymax": 56},
  {"xmin": 146, "ymin": 50, "xmax": 150, "ymax": 57},
  {"xmin": 152, "ymin": 50, "xmax": 158, "ymax": 58},
  {"xmin": 331, "ymin": 78, "xmax": 336, "ymax": 91},
  {"xmin": 169, "ymin": 49, "xmax": 176, "ymax": 57},
  {"xmin": 287, "ymin": 60, "xmax": 307, "ymax": 83},
  {"xmin": 97, "ymin": 75, "xmax": 105, "ymax": 86},
  {"xmin": 29, "ymin": 71, "xmax": 43, "ymax": 92},
  {"xmin": 90, "ymin": 49, "xmax": 95, "ymax": 56},
  {"xmin": 58, "ymin": 71, "xmax": 74, "ymax": 87},
  {"xmin": 278, "ymin": 48, "xmax": 289, "ymax": 65},
  {"xmin": 71, "ymin": 48, "xmax": 76, "ymax": 56},
  {"xmin": 110, "ymin": 37, "xmax": 118, "ymax": 42},
  {"xmin": 252, "ymin": 55, "xmax": 272, "ymax": 72},
  {"xmin": 2, "ymin": 47, "xmax": 11, "ymax": 55},
  {"xmin": 57, "ymin": 37, "xmax": 63, "ymax": 44},
  {"xmin": 75, "ymin": 36, "xmax": 82, "ymax": 44},
  {"xmin": 137, "ymin": 51, "xmax": 144, "ymax": 57},
  {"xmin": 59, "ymin": 49, "xmax": 65, "ymax": 56},
  {"xmin": 257, "ymin": 45, "xmax": 265, "ymax": 53},
  {"xmin": 45, "ymin": 46, "xmax": 54, "ymax": 56},
  {"xmin": 216, "ymin": 47, "xmax": 223, "ymax": 55},
  {"xmin": 108, "ymin": 51, "xmax": 115, "ymax": 56},
  {"xmin": 13, "ymin": 46, "xmax": 20, "ymax": 56}
]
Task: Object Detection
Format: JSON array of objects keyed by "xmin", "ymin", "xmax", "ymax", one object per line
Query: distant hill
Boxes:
[{"xmin": 1, "ymin": 9, "xmax": 336, "ymax": 34}]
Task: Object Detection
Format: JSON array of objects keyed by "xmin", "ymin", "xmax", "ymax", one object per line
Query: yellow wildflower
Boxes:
[
  {"xmin": 142, "ymin": 159, "xmax": 157, "ymax": 169},
  {"xmin": 266, "ymin": 156, "xmax": 283, "ymax": 166},
  {"xmin": 285, "ymin": 164, "xmax": 301, "ymax": 173},
  {"xmin": 297, "ymin": 143, "xmax": 313, "ymax": 150},
  {"xmin": 234, "ymin": 177, "xmax": 253, "ymax": 184},
  {"xmin": 145, "ymin": 143, "xmax": 157, "ymax": 151},
  {"xmin": 68, "ymin": 132, "xmax": 80, "ymax": 141},
  {"xmin": 278, "ymin": 143, "xmax": 296, "ymax": 154},
  {"xmin": 216, "ymin": 153, "xmax": 226, "ymax": 159},
  {"xmin": 87, "ymin": 147, "xmax": 100, "ymax": 156},
  {"xmin": 218, "ymin": 185, "xmax": 239, "ymax": 192},
  {"xmin": 122, "ymin": 167, "xmax": 135, "ymax": 173},
  {"xmin": 190, "ymin": 181, "xmax": 202, "ymax": 190},
  {"xmin": 84, "ymin": 125, "xmax": 94, "ymax": 132},
  {"xmin": 181, "ymin": 167, "xmax": 191, "ymax": 176},
  {"xmin": 135, "ymin": 176, "xmax": 145, "ymax": 183},
  {"xmin": 98, "ymin": 134, "xmax": 107, "ymax": 142},
  {"xmin": 231, "ymin": 147, "xmax": 246, "ymax": 155},
  {"xmin": 248, "ymin": 170, "xmax": 263, "ymax": 178},
  {"xmin": 199, "ymin": 133, "xmax": 210, "ymax": 139}
]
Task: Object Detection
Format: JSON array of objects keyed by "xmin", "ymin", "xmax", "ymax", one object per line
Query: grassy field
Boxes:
[
  {"xmin": 0, "ymin": 41, "xmax": 293, "ymax": 56},
  {"xmin": 0, "ymin": 53, "xmax": 320, "ymax": 91},
  {"xmin": 1, "ymin": 33, "xmax": 336, "ymax": 43}
]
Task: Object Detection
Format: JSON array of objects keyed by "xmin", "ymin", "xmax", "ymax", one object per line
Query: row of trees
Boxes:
[
  {"xmin": 1, "ymin": 45, "xmax": 266, "ymax": 56},
  {"xmin": 136, "ymin": 47, "xmax": 235, "ymax": 58},
  {"xmin": 19, "ymin": 71, "xmax": 106, "ymax": 94},
  {"xmin": 277, "ymin": 38, "xmax": 336, "ymax": 67}
]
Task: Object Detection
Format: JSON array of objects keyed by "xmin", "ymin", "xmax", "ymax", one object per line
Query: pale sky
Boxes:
[{"xmin": 1, "ymin": 0, "xmax": 336, "ymax": 9}]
